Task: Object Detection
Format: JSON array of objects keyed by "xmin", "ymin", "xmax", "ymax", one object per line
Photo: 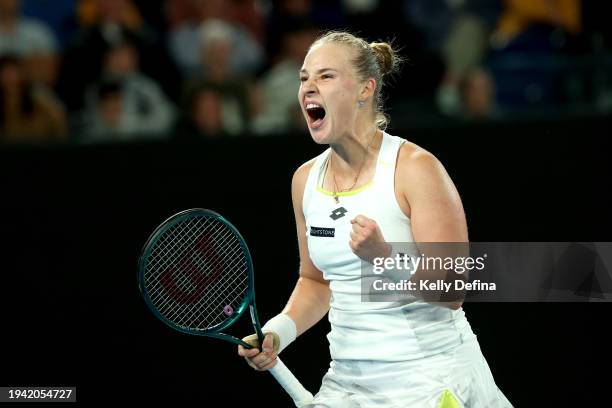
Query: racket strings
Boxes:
[
  {"xmin": 146, "ymin": 218, "xmax": 204, "ymax": 284},
  {"xmin": 146, "ymin": 217, "xmax": 212, "ymax": 303},
  {"xmin": 166, "ymin": 235, "xmax": 247, "ymax": 327},
  {"xmin": 188, "ymin": 242, "xmax": 248, "ymax": 326},
  {"xmin": 149, "ymin": 217, "xmax": 240, "ymax": 311},
  {"xmin": 152, "ymin": 220, "xmax": 230, "ymax": 306},
  {"xmin": 143, "ymin": 215, "xmax": 250, "ymax": 330},
  {"xmin": 149, "ymin": 217, "xmax": 248, "ymax": 328}
]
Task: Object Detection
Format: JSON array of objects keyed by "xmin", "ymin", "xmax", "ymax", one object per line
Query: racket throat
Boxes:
[{"xmin": 249, "ymin": 304, "xmax": 266, "ymax": 344}]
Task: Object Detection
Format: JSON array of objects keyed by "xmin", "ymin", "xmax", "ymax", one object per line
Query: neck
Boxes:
[{"xmin": 330, "ymin": 124, "xmax": 380, "ymax": 173}]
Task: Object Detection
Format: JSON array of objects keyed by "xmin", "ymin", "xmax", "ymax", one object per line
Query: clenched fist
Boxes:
[
  {"xmin": 238, "ymin": 332, "xmax": 279, "ymax": 371},
  {"xmin": 349, "ymin": 215, "xmax": 391, "ymax": 263}
]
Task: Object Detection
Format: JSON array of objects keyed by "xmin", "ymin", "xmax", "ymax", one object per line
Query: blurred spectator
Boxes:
[
  {"xmin": 341, "ymin": 0, "xmax": 378, "ymax": 14},
  {"xmin": 180, "ymin": 19, "xmax": 260, "ymax": 135},
  {"xmin": 80, "ymin": 78, "xmax": 125, "ymax": 141},
  {"xmin": 491, "ymin": 0, "xmax": 581, "ymax": 48},
  {"xmin": 77, "ymin": 39, "xmax": 175, "ymax": 142},
  {"xmin": 252, "ymin": 22, "xmax": 317, "ymax": 134},
  {"xmin": 437, "ymin": 14, "xmax": 490, "ymax": 116},
  {"xmin": 181, "ymin": 78, "xmax": 253, "ymax": 137},
  {"xmin": 266, "ymin": 0, "xmax": 344, "ymax": 62},
  {"xmin": 340, "ymin": 0, "xmax": 380, "ymax": 39},
  {"xmin": 167, "ymin": 0, "xmax": 264, "ymax": 42},
  {"xmin": 405, "ymin": 0, "xmax": 499, "ymax": 53},
  {"xmin": 59, "ymin": 0, "xmax": 173, "ymax": 112},
  {"xmin": 131, "ymin": 0, "xmax": 171, "ymax": 39},
  {"xmin": 459, "ymin": 67, "xmax": 497, "ymax": 119},
  {"xmin": 582, "ymin": 0, "xmax": 612, "ymax": 50},
  {"xmin": 197, "ymin": 19, "xmax": 238, "ymax": 83},
  {"xmin": 487, "ymin": 0, "xmax": 583, "ymax": 114},
  {"xmin": 581, "ymin": 1, "xmax": 612, "ymax": 112},
  {"xmin": 404, "ymin": 0, "xmax": 501, "ymax": 116},
  {"xmin": 77, "ymin": 0, "xmax": 143, "ymax": 31},
  {"xmin": 104, "ymin": 40, "xmax": 174, "ymax": 130},
  {"xmin": 79, "ymin": 77, "xmax": 167, "ymax": 143},
  {"xmin": 0, "ymin": 0, "xmax": 60, "ymax": 88},
  {"xmin": 21, "ymin": 0, "xmax": 77, "ymax": 49},
  {"xmin": 0, "ymin": 55, "xmax": 66, "ymax": 144},
  {"xmin": 176, "ymin": 83, "xmax": 228, "ymax": 139},
  {"xmin": 168, "ymin": 0, "xmax": 263, "ymax": 77}
]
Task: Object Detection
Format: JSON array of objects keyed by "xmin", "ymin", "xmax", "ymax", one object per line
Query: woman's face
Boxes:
[
  {"xmin": 298, "ymin": 43, "xmax": 362, "ymax": 144},
  {"xmin": 105, "ymin": 43, "xmax": 138, "ymax": 77}
]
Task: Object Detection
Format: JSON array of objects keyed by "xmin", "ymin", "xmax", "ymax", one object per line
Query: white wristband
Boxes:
[{"xmin": 262, "ymin": 313, "xmax": 297, "ymax": 354}]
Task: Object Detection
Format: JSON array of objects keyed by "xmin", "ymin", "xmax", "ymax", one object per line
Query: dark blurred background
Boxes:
[{"xmin": 1, "ymin": 0, "xmax": 611, "ymax": 406}]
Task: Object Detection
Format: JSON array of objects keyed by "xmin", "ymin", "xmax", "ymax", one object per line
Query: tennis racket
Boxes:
[{"xmin": 138, "ymin": 208, "xmax": 314, "ymax": 407}]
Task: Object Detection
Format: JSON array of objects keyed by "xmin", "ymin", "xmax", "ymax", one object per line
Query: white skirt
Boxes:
[{"xmin": 307, "ymin": 337, "xmax": 513, "ymax": 408}]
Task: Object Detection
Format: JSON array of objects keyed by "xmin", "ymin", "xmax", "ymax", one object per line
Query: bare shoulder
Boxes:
[
  {"xmin": 394, "ymin": 139, "xmax": 468, "ymax": 243},
  {"xmin": 292, "ymin": 157, "xmax": 317, "ymax": 186},
  {"xmin": 291, "ymin": 157, "xmax": 318, "ymax": 207},
  {"xmin": 396, "ymin": 140, "xmax": 446, "ymax": 182}
]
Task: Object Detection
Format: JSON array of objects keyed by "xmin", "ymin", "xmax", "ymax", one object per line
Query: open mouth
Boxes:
[{"xmin": 306, "ymin": 103, "xmax": 326, "ymax": 129}]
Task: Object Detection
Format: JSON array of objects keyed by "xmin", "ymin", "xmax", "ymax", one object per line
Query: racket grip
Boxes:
[{"xmin": 269, "ymin": 357, "xmax": 314, "ymax": 407}]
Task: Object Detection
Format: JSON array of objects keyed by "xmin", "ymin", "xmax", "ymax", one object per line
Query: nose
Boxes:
[{"xmin": 301, "ymin": 77, "xmax": 317, "ymax": 96}]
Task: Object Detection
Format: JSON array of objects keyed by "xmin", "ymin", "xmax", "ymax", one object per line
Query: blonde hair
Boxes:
[{"xmin": 311, "ymin": 31, "xmax": 401, "ymax": 130}]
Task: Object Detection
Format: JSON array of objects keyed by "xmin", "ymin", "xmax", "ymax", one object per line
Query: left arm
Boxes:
[
  {"xmin": 350, "ymin": 144, "xmax": 468, "ymax": 309},
  {"xmin": 399, "ymin": 146, "xmax": 468, "ymax": 309},
  {"xmin": 397, "ymin": 146, "xmax": 468, "ymax": 243}
]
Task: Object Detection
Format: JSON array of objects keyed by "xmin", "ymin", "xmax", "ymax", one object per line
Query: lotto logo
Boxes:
[{"xmin": 329, "ymin": 207, "xmax": 348, "ymax": 220}]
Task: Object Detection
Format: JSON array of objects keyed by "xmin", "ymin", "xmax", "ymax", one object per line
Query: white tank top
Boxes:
[{"xmin": 303, "ymin": 131, "xmax": 475, "ymax": 361}]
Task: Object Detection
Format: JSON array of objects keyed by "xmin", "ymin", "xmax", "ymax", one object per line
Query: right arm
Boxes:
[
  {"xmin": 282, "ymin": 162, "xmax": 331, "ymax": 336},
  {"xmin": 238, "ymin": 161, "xmax": 330, "ymax": 370}
]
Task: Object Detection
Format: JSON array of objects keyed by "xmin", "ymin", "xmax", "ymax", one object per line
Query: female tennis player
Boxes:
[{"xmin": 238, "ymin": 31, "xmax": 512, "ymax": 407}]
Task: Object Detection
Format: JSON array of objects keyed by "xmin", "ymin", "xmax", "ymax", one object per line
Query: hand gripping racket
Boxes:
[{"xmin": 138, "ymin": 209, "xmax": 314, "ymax": 407}]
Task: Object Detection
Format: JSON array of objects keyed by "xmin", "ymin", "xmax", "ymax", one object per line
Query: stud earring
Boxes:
[{"xmin": 358, "ymin": 100, "xmax": 365, "ymax": 108}]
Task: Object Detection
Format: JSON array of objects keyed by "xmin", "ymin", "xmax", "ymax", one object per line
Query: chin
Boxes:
[
  {"xmin": 310, "ymin": 131, "xmax": 329, "ymax": 145},
  {"xmin": 308, "ymin": 121, "xmax": 332, "ymax": 145}
]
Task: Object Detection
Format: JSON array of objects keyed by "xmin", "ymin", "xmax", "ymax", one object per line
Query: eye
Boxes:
[
  {"xmin": 321, "ymin": 74, "xmax": 333, "ymax": 80},
  {"xmin": 299, "ymin": 76, "xmax": 307, "ymax": 82}
]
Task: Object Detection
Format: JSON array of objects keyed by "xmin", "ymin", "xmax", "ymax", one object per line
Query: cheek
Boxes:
[
  {"xmin": 330, "ymin": 90, "xmax": 355, "ymax": 117},
  {"xmin": 335, "ymin": 80, "xmax": 358, "ymax": 107}
]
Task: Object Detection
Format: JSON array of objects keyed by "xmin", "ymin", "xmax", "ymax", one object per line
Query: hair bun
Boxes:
[{"xmin": 370, "ymin": 42, "xmax": 395, "ymax": 76}]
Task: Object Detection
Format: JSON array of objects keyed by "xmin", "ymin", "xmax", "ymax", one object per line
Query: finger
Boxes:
[
  {"xmin": 255, "ymin": 350, "xmax": 277, "ymax": 369},
  {"xmin": 351, "ymin": 225, "xmax": 371, "ymax": 241},
  {"xmin": 244, "ymin": 357, "xmax": 260, "ymax": 371},
  {"xmin": 351, "ymin": 215, "xmax": 371, "ymax": 227},
  {"xmin": 356, "ymin": 215, "xmax": 378, "ymax": 230},
  {"xmin": 251, "ymin": 350, "xmax": 270, "ymax": 363},
  {"xmin": 259, "ymin": 357, "xmax": 278, "ymax": 371},
  {"xmin": 252, "ymin": 353, "xmax": 273, "ymax": 368},
  {"xmin": 262, "ymin": 333, "xmax": 274, "ymax": 353},
  {"xmin": 353, "ymin": 224, "xmax": 373, "ymax": 241},
  {"xmin": 238, "ymin": 344, "xmax": 250, "ymax": 357},
  {"xmin": 262, "ymin": 349, "xmax": 277, "ymax": 363},
  {"xmin": 240, "ymin": 346, "xmax": 260, "ymax": 358}
]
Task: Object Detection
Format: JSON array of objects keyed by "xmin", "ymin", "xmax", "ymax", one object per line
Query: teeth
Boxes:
[{"xmin": 306, "ymin": 103, "xmax": 322, "ymax": 110}]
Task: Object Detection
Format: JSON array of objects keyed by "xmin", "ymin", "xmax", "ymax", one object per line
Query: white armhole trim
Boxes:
[{"xmin": 301, "ymin": 149, "xmax": 330, "ymax": 217}]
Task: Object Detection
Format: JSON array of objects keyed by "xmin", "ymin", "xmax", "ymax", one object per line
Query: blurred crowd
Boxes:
[{"xmin": 1, "ymin": 0, "xmax": 611, "ymax": 146}]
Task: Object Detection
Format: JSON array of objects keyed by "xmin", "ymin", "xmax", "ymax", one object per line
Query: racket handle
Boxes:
[{"xmin": 269, "ymin": 357, "xmax": 314, "ymax": 407}]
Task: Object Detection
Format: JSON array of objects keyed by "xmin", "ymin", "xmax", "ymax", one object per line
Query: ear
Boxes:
[{"xmin": 358, "ymin": 78, "xmax": 377, "ymax": 103}]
